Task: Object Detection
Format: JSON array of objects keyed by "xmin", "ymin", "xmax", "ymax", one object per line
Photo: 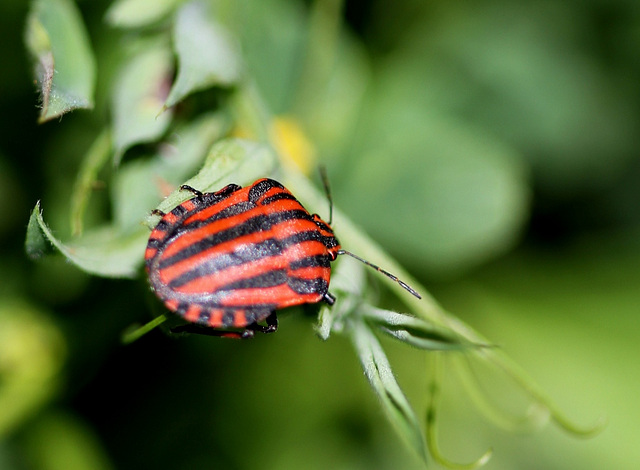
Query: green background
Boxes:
[{"xmin": 1, "ymin": 0, "xmax": 639, "ymax": 468}]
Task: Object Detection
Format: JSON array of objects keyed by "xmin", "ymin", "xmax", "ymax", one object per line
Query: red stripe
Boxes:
[
  {"xmin": 184, "ymin": 304, "xmax": 201, "ymax": 322},
  {"xmin": 144, "ymin": 247, "xmax": 158, "ymax": 261},
  {"xmin": 147, "ymin": 179, "xmax": 340, "ymax": 326},
  {"xmin": 164, "ymin": 191, "xmax": 309, "ymax": 258},
  {"xmin": 160, "ymin": 204, "xmax": 267, "ymax": 258},
  {"xmin": 158, "ymin": 232, "xmax": 328, "ymax": 286},
  {"xmin": 282, "ymin": 240, "xmax": 327, "ymax": 258},
  {"xmin": 232, "ymin": 310, "xmax": 247, "ymax": 328},
  {"xmin": 158, "ymin": 216, "xmax": 320, "ymax": 278},
  {"xmin": 148, "ymin": 228, "xmax": 166, "ymax": 243},
  {"xmin": 219, "ymin": 284, "xmax": 322, "ymax": 307},
  {"xmin": 256, "ymin": 186, "xmax": 288, "ymax": 204},
  {"xmin": 220, "ymin": 285, "xmax": 323, "ymax": 308},
  {"xmin": 288, "ymin": 266, "xmax": 330, "ymax": 281},
  {"xmin": 209, "ymin": 309, "xmax": 224, "ymax": 327},
  {"xmin": 165, "ymin": 298, "xmax": 179, "ymax": 312},
  {"xmin": 262, "ymin": 198, "xmax": 305, "ymax": 214},
  {"xmin": 163, "ymin": 212, "xmax": 179, "ymax": 225},
  {"xmin": 169, "ymin": 255, "xmax": 288, "ymax": 294},
  {"xmin": 181, "ymin": 200, "xmax": 197, "ymax": 212},
  {"xmin": 183, "ymin": 189, "xmax": 246, "ymax": 224}
]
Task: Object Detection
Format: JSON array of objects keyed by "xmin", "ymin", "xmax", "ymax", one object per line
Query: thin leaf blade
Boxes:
[
  {"xmin": 361, "ymin": 305, "xmax": 478, "ymax": 351},
  {"xmin": 26, "ymin": 203, "xmax": 53, "ymax": 259},
  {"xmin": 350, "ymin": 320, "xmax": 429, "ymax": 465}
]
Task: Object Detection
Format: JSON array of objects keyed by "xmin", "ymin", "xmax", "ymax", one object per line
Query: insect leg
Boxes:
[
  {"xmin": 245, "ymin": 311, "xmax": 279, "ymax": 334},
  {"xmin": 170, "ymin": 324, "xmax": 249, "ymax": 339},
  {"xmin": 179, "ymin": 185, "xmax": 204, "ymax": 198},
  {"xmin": 266, "ymin": 311, "xmax": 278, "ymax": 332}
]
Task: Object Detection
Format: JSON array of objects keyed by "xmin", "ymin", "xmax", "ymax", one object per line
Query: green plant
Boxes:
[{"xmin": 22, "ymin": 0, "xmax": 604, "ymax": 467}]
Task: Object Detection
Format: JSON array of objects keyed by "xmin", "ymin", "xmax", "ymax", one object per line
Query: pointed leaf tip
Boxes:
[
  {"xmin": 25, "ymin": 0, "xmax": 96, "ymax": 122},
  {"xmin": 26, "ymin": 202, "xmax": 52, "ymax": 259}
]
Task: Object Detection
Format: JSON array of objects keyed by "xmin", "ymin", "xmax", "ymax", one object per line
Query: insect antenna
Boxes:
[
  {"xmin": 337, "ymin": 249, "xmax": 422, "ymax": 299},
  {"xmin": 319, "ymin": 166, "xmax": 334, "ymax": 225},
  {"xmin": 319, "ymin": 168, "xmax": 420, "ymax": 299}
]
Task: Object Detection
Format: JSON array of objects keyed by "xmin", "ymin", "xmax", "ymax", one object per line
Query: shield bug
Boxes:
[{"xmin": 145, "ymin": 178, "xmax": 419, "ymax": 338}]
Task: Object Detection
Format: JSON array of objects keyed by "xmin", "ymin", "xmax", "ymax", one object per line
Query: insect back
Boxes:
[{"xmin": 145, "ymin": 178, "xmax": 342, "ymax": 338}]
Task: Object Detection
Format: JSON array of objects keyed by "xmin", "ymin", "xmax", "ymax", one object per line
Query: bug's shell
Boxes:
[{"xmin": 145, "ymin": 178, "xmax": 341, "ymax": 330}]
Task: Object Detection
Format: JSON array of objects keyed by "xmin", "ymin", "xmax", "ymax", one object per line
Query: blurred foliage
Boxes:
[
  {"xmin": 0, "ymin": 0, "xmax": 638, "ymax": 468},
  {"xmin": 25, "ymin": 0, "xmax": 96, "ymax": 122}
]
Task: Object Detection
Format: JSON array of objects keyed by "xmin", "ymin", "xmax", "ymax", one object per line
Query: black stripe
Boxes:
[
  {"xmin": 219, "ymin": 308, "xmax": 274, "ymax": 327},
  {"xmin": 158, "ymin": 209, "xmax": 313, "ymax": 269},
  {"xmin": 168, "ymin": 238, "xmax": 284, "ymax": 288},
  {"xmin": 287, "ymin": 277, "xmax": 328, "ymax": 295},
  {"xmin": 222, "ymin": 306, "xmax": 276, "ymax": 322},
  {"xmin": 196, "ymin": 309, "xmax": 210, "ymax": 325},
  {"xmin": 261, "ymin": 192, "xmax": 298, "ymax": 206},
  {"xmin": 170, "ymin": 204, "xmax": 189, "ymax": 217},
  {"xmin": 182, "ymin": 201, "xmax": 256, "ymax": 230},
  {"xmin": 282, "ymin": 230, "xmax": 336, "ymax": 247},
  {"xmin": 154, "ymin": 220, "xmax": 171, "ymax": 232},
  {"xmin": 147, "ymin": 238, "xmax": 163, "ymax": 249},
  {"xmin": 313, "ymin": 218, "xmax": 332, "ymax": 233},
  {"xmin": 222, "ymin": 311, "xmax": 235, "ymax": 327},
  {"xmin": 219, "ymin": 269, "xmax": 288, "ymax": 291},
  {"xmin": 289, "ymin": 254, "xmax": 332, "ymax": 270},
  {"xmin": 153, "ymin": 184, "xmax": 242, "ymax": 232},
  {"xmin": 175, "ymin": 302, "xmax": 191, "ymax": 314},
  {"xmin": 202, "ymin": 183, "xmax": 242, "ymax": 203},
  {"xmin": 162, "ymin": 230, "xmax": 335, "ymax": 287},
  {"xmin": 248, "ymin": 179, "xmax": 283, "ymax": 203},
  {"xmin": 176, "ymin": 304, "xmax": 277, "ymax": 325},
  {"xmin": 167, "ymin": 232, "xmax": 334, "ymax": 288}
]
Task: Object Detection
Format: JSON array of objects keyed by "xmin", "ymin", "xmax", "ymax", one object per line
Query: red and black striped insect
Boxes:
[{"xmin": 145, "ymin": 178, "xmax": 420, "ymax": 338}]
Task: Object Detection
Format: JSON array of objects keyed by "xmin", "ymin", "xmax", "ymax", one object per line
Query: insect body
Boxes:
[
  {"xmin": 145, "ymin": 178, "xmax": 419, "ymax": 338},
  {"xmin": 146, "ymin": 178, "xmax": 341, "ymax": 337}
]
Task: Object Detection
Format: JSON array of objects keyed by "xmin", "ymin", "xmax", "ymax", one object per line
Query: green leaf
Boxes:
[
  {"xmin": 70, "ymin": 130, "xmax": 112, "ymax": 236},
  {"xmin": 26, "ymin": 202, "xmax": 147, "ymax": 278},
  {"xmin": 163, "ymin": 0, "xmax": 242, "ymax": 110},
  {"xmin": 112, "ymin": 112, "xmax": 229, "ymax": 232},
  {"xmin": 292, "ymin": 1, "xmax": 370, "ymax": 158},
  {"xmin": 315, "ymin": 254, "xmax": 367, "ymax": 340},
  {"xmin": 230, "ymin": 0, "xmax": 308, "ymax": 113},
  {"xmin": 400, "ymin": 4, "xmax": 638, "ymax": 196},
  {"xmin": 342, "ymin": 106, "xmax": 529, "ymax": 277},
  {"xmin": 360, "ymin": 305, "xmax": 477, "ymax": 351},
  {"xmin": 25, "ymin": 0, "xmax": 96, "ymax": 122},
  {"xmin": 350, "ymin": 320, "xmax": 428, "ymax": 464},
  {"xmin": 112, "ymin": 42, "xmax": 173, "ymax": 164},
  {"xmin": 145, "ymin": 137, "xmax": 279, "ymax": 226},
  {"xmin": 106, "ymin": 0, "xmax": 183, "ymax": 28},
  {"xmin": 26, "ymin": 203, "xmax": 54, "ymax": 259}
]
